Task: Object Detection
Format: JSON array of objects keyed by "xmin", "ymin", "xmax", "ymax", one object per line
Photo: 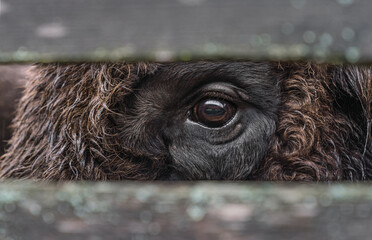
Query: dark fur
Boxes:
[
  {"xmin": 0, "ymin": 65, "xmax": 28, "ymax": 156},
  {"xmin": 256, "ymin": 63, "xmax": 372, "ymax": 181},
  {"xmin": 0, "ymin": 62, "xmax": 371, "ymax": 181}
]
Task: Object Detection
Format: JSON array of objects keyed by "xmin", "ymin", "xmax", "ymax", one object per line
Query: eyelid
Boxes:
[
  {"xmin": 183, "ymin": 82, "xmax": 249, "ymax": 107},
  {"xmin": 195, "ymin": 91, "xmax": 237, "ymax": 103}
]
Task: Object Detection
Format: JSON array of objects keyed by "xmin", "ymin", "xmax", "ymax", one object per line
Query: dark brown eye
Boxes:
[{"xmin": 191, "ymin": 99, "xmax": 237, "ymax": 128}]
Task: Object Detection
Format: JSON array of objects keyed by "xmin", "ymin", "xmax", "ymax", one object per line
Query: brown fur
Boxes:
[
  {"xmin": 256, "ymin": 62, "xmax": 372, "ymax": 181},
  {"xmin": 0, "ymin": 62, "xmax": 371, "ymax": 181},
  {"xmin": 0, "ymin": 65, "xmax": 28, "ymax": 156},
  {"xmin": 0, "ymin": 63, "xmax": 166, "ymax": 180}
]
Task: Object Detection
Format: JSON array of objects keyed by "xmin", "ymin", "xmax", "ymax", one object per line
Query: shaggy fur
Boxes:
[
  {"xmin": 255, "ymin": 63, "xmax": 372, "ymax": 181},
  {"xmin": 0, "ymin": 63, "xmax": 165, "ymax": 180},
  {"xmin": 0, "ymin": 62, "xmax": 371, "ymax": 181},
  {"xmin": 0, "ymin": 65, "xmax": 28, "ymax": 156}
]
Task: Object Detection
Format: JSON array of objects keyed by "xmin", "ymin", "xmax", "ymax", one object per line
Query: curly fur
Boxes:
[
  {"xmin": 0, "ymin": 63, "xmax": 167, "ymax": 180},
  {"xmin": 257, "ymin": 62, "xmax": 372, "ymax": 181},
  {"xmin": 0, "ymin": 62, "xmax": 371, "ymax": 181}
]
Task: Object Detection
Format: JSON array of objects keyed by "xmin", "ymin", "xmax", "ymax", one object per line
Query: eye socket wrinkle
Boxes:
[{"xmin": 180, "ymin": 81, "xmax": 250, "ymax": 108}]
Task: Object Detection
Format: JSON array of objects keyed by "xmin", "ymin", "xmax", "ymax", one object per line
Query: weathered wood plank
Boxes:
[
  {"xmin": 0, "ymin": 0, "xmax": 371, "ymax": 62},
  {"xmin": 1, "ymin": 182, "xmax": 372, "ymax": 239}
]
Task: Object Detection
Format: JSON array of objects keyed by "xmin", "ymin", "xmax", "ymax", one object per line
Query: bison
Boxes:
[{"xmin": 0, "ymin": 61, "xmax": 371, "ymax": 181}]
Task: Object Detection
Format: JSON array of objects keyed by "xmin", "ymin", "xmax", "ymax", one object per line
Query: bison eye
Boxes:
[{"xmin": 190, "ymin": 99, "xmax": 237, "ymax": 128}]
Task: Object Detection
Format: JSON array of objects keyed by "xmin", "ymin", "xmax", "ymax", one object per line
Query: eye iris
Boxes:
[
  {"xmin": 200, "ymin": 100, "xmax": 226, "ymax": 118},
  {"xmin": 193, "ymin": 99, "xmax": 236, "ymax": 128}
]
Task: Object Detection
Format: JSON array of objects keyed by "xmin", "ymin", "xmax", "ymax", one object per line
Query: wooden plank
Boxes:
[
  {"xmin": 0, "ymin": 0, "xmax": 372, "ymax": 62},
  {"xmin": 1, "ymin": 182, "xmax": 372, "ymax": 239}
]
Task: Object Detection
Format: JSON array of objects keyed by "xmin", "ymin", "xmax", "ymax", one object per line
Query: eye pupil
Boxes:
[
  {"xmin": 191, "ymin": 99, "xmax": 236, "ymax": 128},
  {"xmin": 203, "ymin": 100, "xmax": 226, "ymax": 116}
]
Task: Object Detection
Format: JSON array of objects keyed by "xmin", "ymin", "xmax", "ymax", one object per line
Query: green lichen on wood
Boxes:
[{"xmin": 1, "ymin": 182, "xmax": 372, "ymax": 239}]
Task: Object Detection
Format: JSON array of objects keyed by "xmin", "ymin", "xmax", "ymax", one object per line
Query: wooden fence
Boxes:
[{"xmin": 1, "ymin": 0, "xmax": 372, "ymax": 239}]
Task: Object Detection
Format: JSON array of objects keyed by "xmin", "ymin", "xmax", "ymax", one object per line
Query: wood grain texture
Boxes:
[
  {"xmin": 1, "ymin": 182, "xmax": 372, "ymax": 240},
  {"xmin": 0, "ymin": 0, "xmax": 371, "ymax": 62}
]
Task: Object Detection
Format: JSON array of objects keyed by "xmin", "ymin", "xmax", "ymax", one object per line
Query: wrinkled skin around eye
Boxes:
[{"xmin": 121, "ymin": 62, "xmax": 280, "ymax": 180}]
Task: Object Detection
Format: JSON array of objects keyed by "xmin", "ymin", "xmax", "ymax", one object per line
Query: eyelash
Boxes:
[
  {"xmin": 190, "ymin": 91, "xmax": 238, "ymax": 106},
  {"xmin": 180, "ymin": 82, "xmax": 250, "ymax": 113},
  {"xmin": 198, "ymin": 91, "xmax": 237, "ymax": 102}
]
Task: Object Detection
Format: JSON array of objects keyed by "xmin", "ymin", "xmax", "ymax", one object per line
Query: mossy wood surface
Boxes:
[
  {"xmin": 0, "ymin": 182, "xmax": 372, "ymax": 239},
  {"xmin": 0, "ymin": 0, "xmax": 371, "ymax": 63}
]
